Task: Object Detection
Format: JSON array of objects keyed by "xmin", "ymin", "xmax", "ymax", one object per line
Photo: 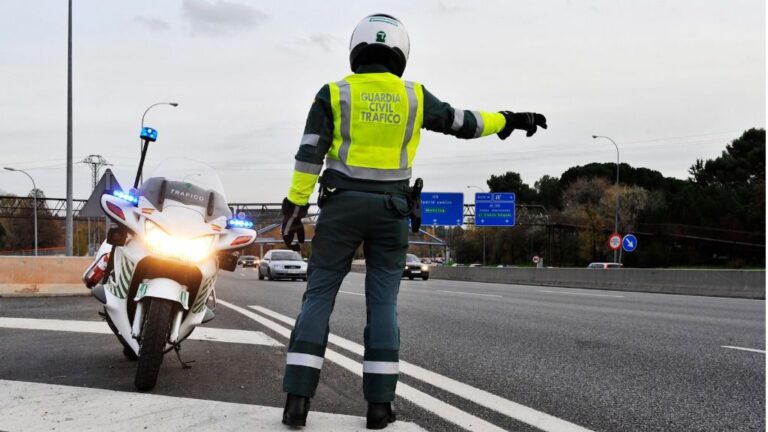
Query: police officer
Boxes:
[{"xmin": 280, "ymin": 14, "xmax": 547, "ymax": 429}]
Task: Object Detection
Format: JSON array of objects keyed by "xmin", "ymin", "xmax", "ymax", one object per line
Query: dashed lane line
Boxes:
[
  {"xmin": 227, "ymin": 302, "xmax": 594, "ymax": 432},
  {"xmin": 538, "ymin": 290, "xmax": 625, "ymax": 298},
  {"xmin": 339, "ymin": 290, "xmax": 365, "ymax": 296},
  {"xmin": 721, "ymin": 345, "xmax": 766, "ymax": 354},
  {"xmin": 0, "ymin": 379, "xmax": 426, "ymax": 431},
  {"xmin": 0, "ymin": 317, "xmax": 282, "ymax": 346},
  {"xmin": 434, "ymin": 290, "xmax": 503, "ymax": 298},
  {"xmin": 216, "ymin": 300, "xmax": 507, "ymax": 432}
]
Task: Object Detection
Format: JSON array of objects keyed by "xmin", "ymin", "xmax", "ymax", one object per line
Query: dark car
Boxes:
[
  {"xmin": 403, "ymin": 254, "xmax": 429, "ymax": 280},
  {"xmin": 240, "ymin": 255, "xmax": 259, "ymax": 267}
]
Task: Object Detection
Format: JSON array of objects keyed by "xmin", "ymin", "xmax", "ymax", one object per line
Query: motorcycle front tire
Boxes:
[{"xmin": 134, "ymin": 298, "xmax": 175, "ymax": 392}]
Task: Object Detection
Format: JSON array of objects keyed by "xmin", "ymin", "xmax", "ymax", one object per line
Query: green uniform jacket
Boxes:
[{"xmin": 287, "ymin": 64, "xmax": 506, "ymax": 205}]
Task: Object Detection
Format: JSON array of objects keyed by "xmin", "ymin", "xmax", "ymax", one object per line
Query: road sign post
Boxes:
[
  {"xmin": 475, "ymin": 193, "xmax": 516, "ymax": 226},
  {"xmin": 420, "ymin": 192, "xmax": 464, "ymax": 226}
]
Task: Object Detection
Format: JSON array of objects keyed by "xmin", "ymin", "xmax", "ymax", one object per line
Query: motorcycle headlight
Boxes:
[{"xmin": 144, "ymin": 220, "xmax": 215, "ymax": 263}]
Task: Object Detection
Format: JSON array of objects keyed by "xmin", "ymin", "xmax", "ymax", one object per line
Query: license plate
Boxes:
[{"xmin": 411, "ymin": 270, "xmax": 421, "ymax": 274}]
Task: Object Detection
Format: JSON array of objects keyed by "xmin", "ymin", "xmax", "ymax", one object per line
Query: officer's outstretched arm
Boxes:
[{"xmin": 421, "ymin": 87, "xmax": 547, "ymax": 140}]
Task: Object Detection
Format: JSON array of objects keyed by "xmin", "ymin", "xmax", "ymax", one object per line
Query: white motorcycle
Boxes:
[{"xmin": 83, "ymin": 129, "xmax": 256, "ymax": 391}]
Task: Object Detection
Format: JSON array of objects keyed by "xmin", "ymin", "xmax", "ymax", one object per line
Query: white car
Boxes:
[
  {"xmin": 258, "ymin": 249, "xmax": 308, "ymax": 281},
  {"xmin": 587, "ymin": 262, "xmax": 623, "ymax": 269}
]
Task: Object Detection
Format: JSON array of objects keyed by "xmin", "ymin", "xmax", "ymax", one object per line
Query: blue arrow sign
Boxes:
[
  {"xmin": 622, "ymin": 234, "xmax": 638, "ymax": 252},
  {"xmin": 475, "ymin": 192, "xmax": 516, "ymax": 227},
  {"xmin": 420, "ymin": 192, "xmax": 464, "ymax": 226}
]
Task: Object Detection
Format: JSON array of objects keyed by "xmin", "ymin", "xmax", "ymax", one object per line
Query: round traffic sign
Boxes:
[
  {"xmin": 622, "ymin": 234, "xmax": 638, "ymax": 252},
  {"xmin": 532, "ymin": 255, "xmax": 540, "ymax": 264},
  {"xmin": 608, "ymin": 233, "xmax": 622, "ymax": 251}
]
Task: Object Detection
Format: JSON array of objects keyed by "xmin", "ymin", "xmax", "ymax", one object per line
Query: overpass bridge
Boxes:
[{"xmin": 1, "ymin": 196, "xmax": 763, "ymax": 261}]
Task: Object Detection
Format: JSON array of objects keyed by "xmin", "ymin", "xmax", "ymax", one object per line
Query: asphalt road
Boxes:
[{"xmin": 0, "ymin": 268, "xmax": 764, "ymax": 431}]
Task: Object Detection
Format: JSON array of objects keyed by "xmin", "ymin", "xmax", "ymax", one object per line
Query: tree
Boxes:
[
  {"xmin": 2, "ymin": 189, "xmax": 63, "ymax": 251},
  {"xmin": 486, "ymin": 172, "xmax": 537, "ymax": 203},
  {"xmin": 604, "ymin": 185, "xmax": 649, "ymax": 233},
  {"xmin": 534, "ymin": 175, "xmax": 561, "ymax": 210},
  {"xmin": 689, "ymin": 128, "xmax": 765, "ymax": 186},
  {"xmin": 687, "ymin": 128, "xmax": 765, "ymax": 232},
  {"xmin": 561, "ymin": 177, "xmax": 612, "ymax": 262}
]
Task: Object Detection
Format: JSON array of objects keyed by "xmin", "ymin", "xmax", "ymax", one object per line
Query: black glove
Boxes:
[
  {"xmin": 498, "ymin": 111, "xmax": 548, "ymax": 139},
  {"xmin": 281, "ymin": 198, "xmax": 309, "ymax": 251}
]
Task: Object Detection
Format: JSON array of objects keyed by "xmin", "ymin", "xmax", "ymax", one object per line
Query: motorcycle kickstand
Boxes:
[{"xmin": 172, "ymin": 343, "xmax": 195, "ymax": 369}]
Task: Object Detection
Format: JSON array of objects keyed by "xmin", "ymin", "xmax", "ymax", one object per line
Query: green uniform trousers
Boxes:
[{"xmin": 282, "ymin": 190, "xmax": 409, "ymax": 402}]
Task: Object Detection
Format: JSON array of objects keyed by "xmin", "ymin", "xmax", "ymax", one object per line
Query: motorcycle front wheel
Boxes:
[{"xmin": 134, "ymin": 298, "xmax": 175, "ymax": 391}]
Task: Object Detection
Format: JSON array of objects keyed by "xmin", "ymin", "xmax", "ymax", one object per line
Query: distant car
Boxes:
[
  {"xmin": 469, "ymin": 263, "xmax": 482, "ymax": 268},
  {"xmin": 403, "ymin": 254, "xmax": 429, "ymax": 280},
  {"xmin": 240, "ymin": 255, "xmax": 259, "ymax": 267},
  {"xmin": 587, "ymin": 262, "xmax": 623, "ymax": 269},
  {"xmin": 259, "ymin": 249, "xmax": 307, "ymax": 281}
]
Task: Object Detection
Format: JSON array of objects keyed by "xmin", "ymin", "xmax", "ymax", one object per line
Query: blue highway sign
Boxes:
[
  {"xmin": 421, "ymin": 192, "xmax": 464, "ymax": 226},
  {"xmin": 622, "ymin": 234, "xmax": 638, "ymax": 252},
  {"xmin": 475, "ymin": 193, "xmax": 516, "ymax": 226}
]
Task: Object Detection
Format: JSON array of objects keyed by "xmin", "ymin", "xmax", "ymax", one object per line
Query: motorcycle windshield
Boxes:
[{"xmin": 138, "ymin": 158, "xmax": 231, "ymax": 221}]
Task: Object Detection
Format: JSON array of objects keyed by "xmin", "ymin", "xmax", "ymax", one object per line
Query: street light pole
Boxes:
[
  {"xmin": 139, "ymin": 102, "xmax": 178, "ymax": 183},
  {"xmin": 467, "ymin": 185, "xmax": 487, "ymax": 266},
  {"xmin": 5, "ymin": 168, "xmax": 38, "ymax": 256},
  {"xmin": 65, "ymin": 0, "xmax": 73, "ymax": 256},
  {"xmin": 141, "ymin": 102, "xmax": 179, "ymax": 131},
  {"xmin": 592, "ymin": 135, "xmax": 620, "ymax": 263}
]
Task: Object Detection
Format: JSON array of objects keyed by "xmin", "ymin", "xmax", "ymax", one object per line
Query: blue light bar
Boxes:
[
  {"xmin": 113, "ymin": 190, "xmax": 139, "ymax": 205},
  {"xmin": 227, "ymin": 218, "xmax": 253, "ymax": 229},
  {"xmin": 140, "ymin": 127, "xmax": 158, "ymax": 142}
]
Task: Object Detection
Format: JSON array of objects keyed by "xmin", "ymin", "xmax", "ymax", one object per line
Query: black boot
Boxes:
[
  {"xmin": 366, "ymin": 402, "xmax": 396, "ymax": 429},
  {"xmin": 282, "ymin": 393, "xmax": 310, "ymax": 427}
]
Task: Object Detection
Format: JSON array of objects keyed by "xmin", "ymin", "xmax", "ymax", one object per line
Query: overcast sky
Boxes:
[{"xmin": 1, "ymin": 0, "xmax": 765, "ymax": 203}]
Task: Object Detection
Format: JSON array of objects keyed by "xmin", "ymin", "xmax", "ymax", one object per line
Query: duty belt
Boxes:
[{"xmin": 317, "ymin": 174, "xmax": 423, "ymax": 234}]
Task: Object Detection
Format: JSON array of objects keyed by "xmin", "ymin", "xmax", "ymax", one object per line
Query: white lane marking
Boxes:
[
  {"xmin": 244, "ymin": 304, "xmax": 593, "ymax": 432},
  {"xmin": 217, "ymin": 300, "xmax": 507, "ymax": 432},
  {"xmin": 339, "ymin": 290, "xmax": 364, "ymax": 296},
  {"xmin": 0, "ymin": 317, "xmax": 282, "ymax": 347},
  {"xmin": 538, "ymin": 290, "xmax": 625, "ymax": 298},
  {"xmin": 722, "ymin": 345, "xmax": 766, "ymax": 354},
  {"xmin": 435, "ymin": 290, "xmax": 503, "ymax": 298},
  {"xmin": 192, "ymin": 327, "xmax": 282, "ymax": 346},
  {"xmin": 0, "ymin": 379, "xmax": 426, "ymax": 432}
]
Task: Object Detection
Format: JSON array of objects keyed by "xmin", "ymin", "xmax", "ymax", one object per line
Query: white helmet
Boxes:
[{"xmin": 349, "ymin": 14, "xmax": 410, "ymax": 77}]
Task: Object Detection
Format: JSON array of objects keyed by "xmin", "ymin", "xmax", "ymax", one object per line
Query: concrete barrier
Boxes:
[
  {"xmin": 0, "ymin": 257, "xmax": 92, "ymax": 297},
  {"xmin": 350, "ymin": 264, "xmax": 765, "ymax": 299}
]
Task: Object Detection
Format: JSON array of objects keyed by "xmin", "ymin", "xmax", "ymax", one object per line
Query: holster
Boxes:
[
  {"xmin": 317, "ymin": 184, "xmax": 331, "ymax": 209},
  {"xmin": 408, "ymin": 178, "xmax": 423, "ymax": 233}
]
